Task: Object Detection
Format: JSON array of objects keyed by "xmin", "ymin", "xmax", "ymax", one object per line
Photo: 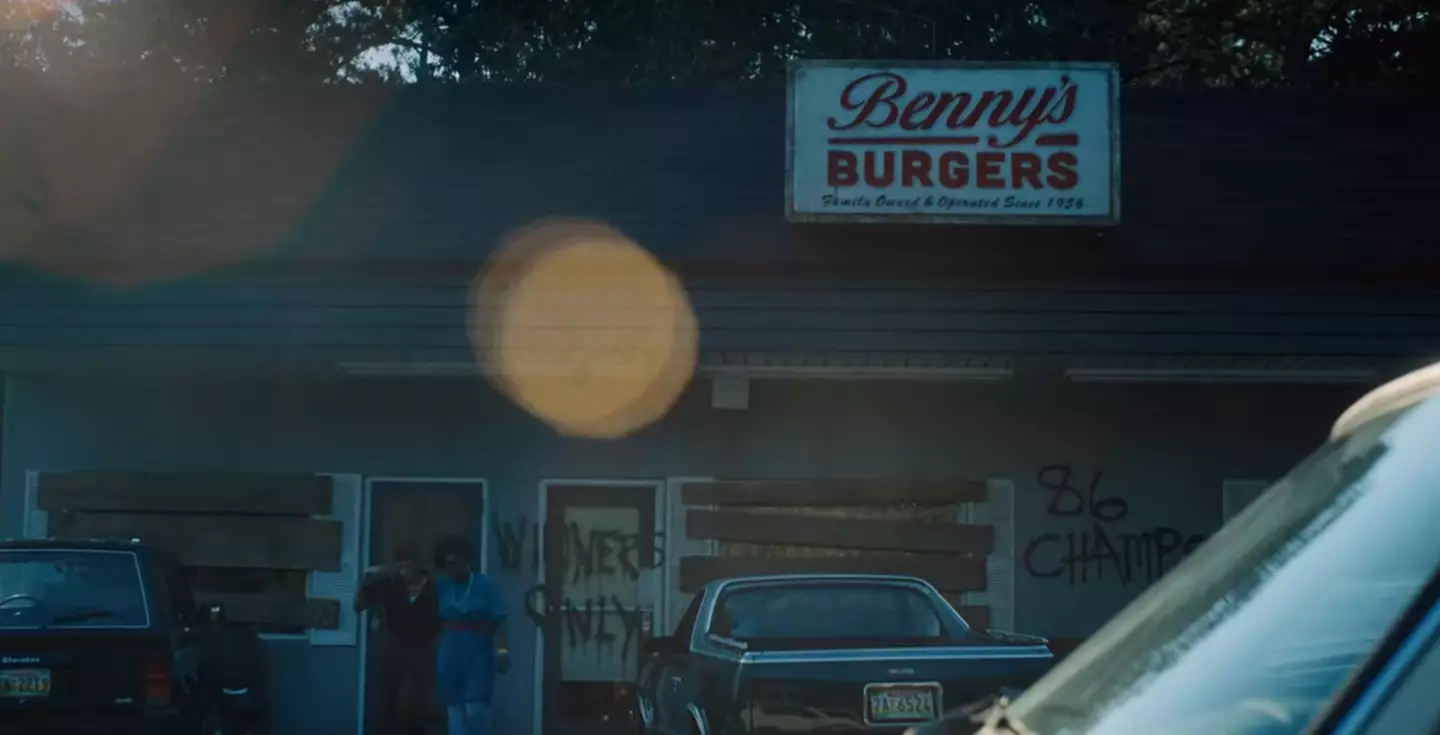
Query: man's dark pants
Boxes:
[{"xmin": 375, "ymin": 638, "xmax": 437, "ymax": 735}]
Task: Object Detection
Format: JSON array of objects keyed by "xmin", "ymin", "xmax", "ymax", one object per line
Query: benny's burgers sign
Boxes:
[{"xmin": 785, "ymin": 60, "xmax": 1120, "ymax": 225}]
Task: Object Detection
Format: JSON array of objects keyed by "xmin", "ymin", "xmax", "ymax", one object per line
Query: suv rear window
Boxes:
[{"xmin": 0, "ymin": 549, "xmax": 151, "ymax": 629}]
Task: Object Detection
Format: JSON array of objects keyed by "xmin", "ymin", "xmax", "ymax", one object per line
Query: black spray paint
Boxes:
[
  {"xmin": 495, "ymin": 516, "xmax": 666, "ymax": 581},
  {"xmin": 1021, "ymin": 465, "xmax": 1207, "ymax": 586},
  {"xmin": 523, "ymin": 586, "xmax": 646, "ymax": 663},
  {"xmin": 496, "ymin": 516, "xmax": 664, "ymax": 660}
]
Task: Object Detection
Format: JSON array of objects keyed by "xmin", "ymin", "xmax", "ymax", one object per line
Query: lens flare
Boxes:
[
  {"xmin": 470, "ymin": 218, "xmax": 698, "ymax": 439},
  {"xmin": 0, "ymin": 78, "xmax": 384, "ymax": 288},
  {"xmin": 0, "ymin": 1, "xmax": 61, "ymax": 32}
]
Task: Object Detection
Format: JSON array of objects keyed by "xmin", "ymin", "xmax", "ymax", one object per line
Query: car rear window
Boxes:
[
  {"xmin": 0, "ymin": 549, "xmax": 151, "ymax": 629},
  {"xmin": 712, "ymin": 583, "xmax": 945, "ymax": 641}
]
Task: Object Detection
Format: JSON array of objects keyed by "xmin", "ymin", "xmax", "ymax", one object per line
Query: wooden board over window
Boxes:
[
  {"xmin": 194, "ymin": 592, "xmax": 341, "ymax": 630},
  {"xmin": 38, "ymin": 472, "xmax": 332, "ymax": 515},
  {"xmin": 954, "ymin": 605, "xmax": 992, "ymax": 631},
  {"xmin": 679, "ymin": 554, "xmax": 987, "ymax": 591},
  {"xmin": 38, "ymin": 472, "xmax": 342, "ymax": 633},
  {"xmin": 687, "ymin": 509, "xmax": 994, "ymax": 556},
  {"xmin": 49, "ymin": 512, "xmax": 342, "ymax": 571},
  {"xmin": 682, "ymin": 480, "xmax": 988, "ymax": 507},
  {"xmin": 679, "ymin": 479, "xmax": 995, "ymax": 630}
]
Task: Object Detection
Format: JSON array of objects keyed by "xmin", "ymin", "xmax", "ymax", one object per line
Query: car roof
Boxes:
[
  {"xmin": 706, "ymin": 573, "xmax": 934, "ymax": 591},
  {"xmin": 1332, "ymin": 360, "xmax": 1440, "ymax": 440}
]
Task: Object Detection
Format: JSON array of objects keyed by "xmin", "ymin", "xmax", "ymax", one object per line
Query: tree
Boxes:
[{"xmin": 0, "ymin": 0, "xmax": 1435, "ymax": 87}]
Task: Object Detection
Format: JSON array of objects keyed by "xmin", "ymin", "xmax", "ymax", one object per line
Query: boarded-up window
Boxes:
[
  {"xmin": 184, "ymin": 567, "xmax": 311, "ymax": 635},
  {"xmin": 27, "ymin": 471, "xmax": 348, "ymax": 638},
  {"xmin": 677, "ymin": 480, "xmax": 1002, "ymax": 631}
]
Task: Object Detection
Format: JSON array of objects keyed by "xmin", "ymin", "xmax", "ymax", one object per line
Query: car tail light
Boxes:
[{"xmin": 143, "ymin": 657, "xmax": 172, "ymax": 706}]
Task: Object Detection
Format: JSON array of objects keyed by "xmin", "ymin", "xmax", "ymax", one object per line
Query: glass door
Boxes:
[
  {"xmin": 542, "ymin": 484, "xmax": 658, "ymax": 735},
  {"xmin": 363, "ymin": 479, "xmax": 486, "ymax": 734}
]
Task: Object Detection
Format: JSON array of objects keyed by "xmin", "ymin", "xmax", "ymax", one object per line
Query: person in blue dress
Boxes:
[{"xmin": 432, "ymin": 535, "xmax": 510, "ymax": 735}]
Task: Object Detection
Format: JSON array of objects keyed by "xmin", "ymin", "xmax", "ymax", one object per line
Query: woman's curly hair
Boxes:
[{"xmin": 433, "ymin": 534, "xmax": 475, "ymax": 569}]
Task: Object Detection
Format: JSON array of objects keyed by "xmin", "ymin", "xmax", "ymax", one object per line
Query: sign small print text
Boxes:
[{"xmin": 821, "ymin": 193, "xmax": 1084, "ymax": 213}]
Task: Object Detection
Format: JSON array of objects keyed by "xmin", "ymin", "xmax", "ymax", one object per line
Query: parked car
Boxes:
[
  {"xmin": 0, "ymin": 538, "xmax": 266, "ymax": 734},
  {"xmin": 635, "ymin": 573, "xmax": 1053, "ymax": 734},
  {"xmin": 909, "ymin": 359, "xmax": 1440, "ymax": 735}
]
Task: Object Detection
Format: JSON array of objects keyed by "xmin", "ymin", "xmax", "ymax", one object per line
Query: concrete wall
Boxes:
[{"xmin": 0, "ymin": 373, "xmax": 1362, "ymax": 734}]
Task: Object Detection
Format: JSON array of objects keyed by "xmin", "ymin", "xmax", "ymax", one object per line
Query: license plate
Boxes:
[
  {"xmin": 0, "ymin": 668, "xmax": 52, "ymax": 698},
  {"xmin": 865, "ymin": 682, "xmax": 940, "ymax": 725}
]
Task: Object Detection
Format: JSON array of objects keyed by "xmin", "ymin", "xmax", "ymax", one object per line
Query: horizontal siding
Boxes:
[
  {"xmin": 2, "ymin": 85, "xmax": 1436, "ymax": 270},
  {"xmin": 0, "ymin": 307, "xmax": 1437, "ymax": 335},
  {"xmin": 0, "ymin": 273, "xmax": 1437, "ymax": 369},
  {"xmin": 0, "ymin": 327, "xmax": 1431, "ymax": 355},
  {"xmin": 5, "ymin": 275, "xmax": 1440, "ymax": 313}
]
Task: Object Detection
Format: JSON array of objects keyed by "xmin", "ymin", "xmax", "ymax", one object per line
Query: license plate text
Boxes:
[
  {"xmin": 866, "ymin": 683, "xmax": 939, "ymax": 724},
  {"xmin": 0, "ymin": 669, "xmax": 52, "ymax": 698}
]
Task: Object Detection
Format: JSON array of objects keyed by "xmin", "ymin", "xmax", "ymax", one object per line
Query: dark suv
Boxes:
[{"xmin": 0, "ymin": 538, "xmax": 263, "ymax": 734}]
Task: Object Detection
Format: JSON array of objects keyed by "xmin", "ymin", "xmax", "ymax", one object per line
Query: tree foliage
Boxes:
[{"xmin": 0, "ymin": 0, "xmax": 1434, "ymax": 87}]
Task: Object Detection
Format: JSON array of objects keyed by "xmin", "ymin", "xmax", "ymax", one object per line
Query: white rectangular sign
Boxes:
[{"xmin": 786, "ymin": 60, "xmax": 1120, "ymax": 225}]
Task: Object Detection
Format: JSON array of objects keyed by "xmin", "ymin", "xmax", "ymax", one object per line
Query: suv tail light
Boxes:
[{"xmin": 143, "ymin": 656, "xmax": 172, "ymax": 706}]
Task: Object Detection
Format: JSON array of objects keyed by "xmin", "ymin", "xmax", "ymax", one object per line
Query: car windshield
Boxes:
[
  {"xmin": 711, "ymin": 583, "xmax": 949, "ymax": 641},
  {"xmin": 0, "ymin": 549, "xmax": 151, "ymax": 629},
  {"xmin": 1007, "ymin": 394, "xmax": 1440, "ymax": 735}
]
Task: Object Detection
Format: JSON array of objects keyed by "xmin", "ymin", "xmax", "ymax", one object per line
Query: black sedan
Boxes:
[{"xmin": 637, "ymin": 573, "xmax": 1052, "ymax": 734}]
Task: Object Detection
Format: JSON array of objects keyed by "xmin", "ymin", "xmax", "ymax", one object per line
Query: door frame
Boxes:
[
  {"xmin": 662, "ymin": 477, "xmax": 714, "ymax": 635},
  {"xmin": 357, "ymin": 476, "xmax": 490, "ymax": 735},
  {"xmin": 532, "ymin": 479, "xmax": 665, "ymax": 735}
]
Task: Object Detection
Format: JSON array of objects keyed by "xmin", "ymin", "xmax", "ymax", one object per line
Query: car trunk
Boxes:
[
  {"xmin": 739, "ymin": 642, "xmax": 1051, "ymax": 733},
  {"xmin": 0, "ymin": 631, "xmax": 173, "ymax": 713}
]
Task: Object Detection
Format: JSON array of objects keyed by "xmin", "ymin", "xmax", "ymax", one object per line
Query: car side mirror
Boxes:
[{"xmin": 198, "ymin": 602, "xmax": 226, "ymax": 623}]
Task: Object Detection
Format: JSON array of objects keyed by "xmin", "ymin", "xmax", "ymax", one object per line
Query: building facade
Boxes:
[{"xmin": 0, "ymin": 75, "xmax": 1437, "ymax": 735}]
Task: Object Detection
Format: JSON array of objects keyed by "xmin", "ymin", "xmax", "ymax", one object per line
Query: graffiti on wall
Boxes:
[
  {"xmin": 1021, "ymin": 465, "xmax": 1207, "ymax": 586},
  {"xmin": 495, "ymin": 516, "xmax": 666, "ymax": 581},
  {"xmin": 496, "ymin": 515, "xmax": 663, "ymax": 665}
]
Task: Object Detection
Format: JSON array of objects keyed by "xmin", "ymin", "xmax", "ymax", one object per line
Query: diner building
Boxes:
[{"xmin": 0, "ymin": 65, "xmax": 1437, "ymax": 735}]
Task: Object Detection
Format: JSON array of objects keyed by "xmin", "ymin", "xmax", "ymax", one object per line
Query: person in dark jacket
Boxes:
[
  {"xmin": 201, "ymin": 603, "xmax": 270, "ymax": 735},
  {"xmin": 355, "ymin": 545, "xmax": 441, "ymax": 735}
]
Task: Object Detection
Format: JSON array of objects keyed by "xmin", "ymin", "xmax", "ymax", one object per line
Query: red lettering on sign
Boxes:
[
  {"xmin": 975, "ymin": 152, "xmax": 1006, "ymax": 188},
  {"xmin": 1047, "ymin": 152, "xmax": 1079, "ymax": 190},
  {"xmin": 901, "ymin": 151, "xmax": 932, "ymax": 187},
  {"xmin": 939, "ymin": 152, "xmax": 968, "ymax": 188},
  {"xmin": 826, "ymin": 71, "xmax": 1078, "ymax": 149},
  {"xmin": 814, "ymin": 69, "xmax": 1097, "ymax": 199},
  {"xmin": 1010, "ymin": 153, "xmax": 1043, "ymax": 189},
  {"xmin": 827, "ymin": 150, "xmax": 858, "ymax": 187},
  {"xmin": 825, "ymin": 150, "xmax": 1080, "ymax": 191}
]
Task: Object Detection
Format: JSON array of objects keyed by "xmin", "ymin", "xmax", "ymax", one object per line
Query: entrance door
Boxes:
[
  {"xmin": 543, "ymin": 484, "xmax": 659, "ymax": 735},
  {"xmin": 364, "ymin": 479, "xmax": 487, "ymax": 735}
]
